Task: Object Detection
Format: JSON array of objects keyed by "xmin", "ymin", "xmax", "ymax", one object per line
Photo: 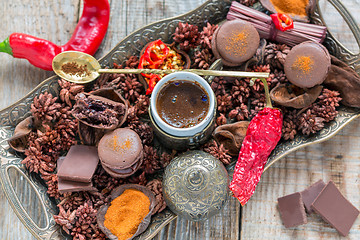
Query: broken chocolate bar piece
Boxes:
[
  {"xmin": 311, "ymin": 181, "xmax": 359, "ymax": 236},
  {"xmin": 58, "ymin": 178, "xmax": 96, "ymax": 193},
  {"xmin": 278, "ymin": 192, "xmax": 307, "ymax": 228},
  {"xmin": 57, "ymin": 145, "xmax": 99, "ymax": 183},
  {"xmin": 57, "ymin": 156, "xmax": 97, "ymax": 193},
  {"xmin": 301, "ymin": 179, "xmax": 326, "ymax": 213}
]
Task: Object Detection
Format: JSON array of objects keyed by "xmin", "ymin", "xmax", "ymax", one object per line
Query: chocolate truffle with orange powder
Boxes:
[
  {"xmin": 284, "ymin": 41, "xmax": 331, "ymax": 88},
  {"xmin": 98, "ymin": 128, "xmax": 143, "ymax": 178},
  {"xmin": 211, "ymin": 19, "xmax": 260, "ymax": 66}
]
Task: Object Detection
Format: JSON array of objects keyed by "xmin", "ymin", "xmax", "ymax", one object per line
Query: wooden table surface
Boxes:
[{"xmin": 1, "ymin": 0, "xmax": 360, "ymax": 239}]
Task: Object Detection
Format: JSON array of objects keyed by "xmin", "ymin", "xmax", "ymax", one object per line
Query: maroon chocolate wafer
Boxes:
[
  {"xmin": 301, "ymin": 179, "xmax": 326, "ymax": 214},
  {"xmin": 311, "ymin": 181, "xmax": 359, "ymax": 236},
  {"xmin": 57, "ymin": 145, "xmax": 99, "ymax": 183},
  {"xmin": 278, "ymin": 192, "xmax": 307, "ymax": 228}
]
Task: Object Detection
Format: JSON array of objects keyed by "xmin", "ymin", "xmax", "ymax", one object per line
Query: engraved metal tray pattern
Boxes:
[{"xmin": 1, "ymin": 0, "xmax": 360, "ymax": 239}]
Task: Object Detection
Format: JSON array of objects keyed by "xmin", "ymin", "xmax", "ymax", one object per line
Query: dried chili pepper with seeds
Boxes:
[
  {"xmin": 138, "ymin": 39, "xmax": 185, "ymax": 94},
  {"xmin": 229, "ymin": 78, "xmax": 283, "ymax": 206}
]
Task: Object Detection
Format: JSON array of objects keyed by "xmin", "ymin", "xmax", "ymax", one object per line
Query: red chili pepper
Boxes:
[
  {"xmin": 138, "ymin": 52, "xmax": 153, "ymax": 79},
  {"xmin": 229, "ymin": 78, "xmax": 283, "ymax": 206},
  {"xmin": 271, "ymin": 13, "xmax": 294, "ymax": 32},
  {"xmin": 144, "ymin": 39, "xmax": 169, "ymax": 68},
  {"xmin": 138, "ymin": 39, "xmax": 170, "ymax": 94},
  {"xmin": 146, "ymin": 74, "xmax": 161, "ymax": 95},
  {"xmin": 0, "ymin": 0, "xmax": 110, "ymax": 71}
]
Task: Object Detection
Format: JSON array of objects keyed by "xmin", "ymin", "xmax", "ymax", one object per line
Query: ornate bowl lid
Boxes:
[{"xmin": 162, "ymin": 150, "xmax": 229, "ymax": 222}]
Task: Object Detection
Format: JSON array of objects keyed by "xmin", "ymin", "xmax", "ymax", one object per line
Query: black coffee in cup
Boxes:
[{"xmin": 156, "ymin": 80, "xmax": 209, "ymax": 128}]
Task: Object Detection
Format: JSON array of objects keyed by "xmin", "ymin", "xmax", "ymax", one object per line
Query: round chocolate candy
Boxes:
[
  {"xmin": 98, "ymin": 128, "xmax": 143, "ymax": 178},
  {"xmin": 284, "ymin": 41, "xmax": 331, "ymax": 88},
  {"xmin": 212, "ymin": 19, "xmax": 260, "ymax": 66}
]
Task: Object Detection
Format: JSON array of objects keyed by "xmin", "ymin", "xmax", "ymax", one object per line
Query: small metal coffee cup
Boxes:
[{"xmin": 149, "ymin": 72, "xmax": 216, "ymax": 150}]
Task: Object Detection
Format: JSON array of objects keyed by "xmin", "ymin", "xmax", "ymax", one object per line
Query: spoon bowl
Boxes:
[
  {"xmin": 52, "ymin": 51, "xmax": 270, "ymax": 84},
  {"xmin": 52, "ymin": 51, "xmax": 101, "ymax": 84}
]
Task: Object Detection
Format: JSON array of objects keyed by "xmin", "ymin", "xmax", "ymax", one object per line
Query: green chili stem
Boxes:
[
  {"xmin": 0, "ymin": 37, "xmax": 13, "ymax": 55},
  {"xmin": 250, "ymin": 77, "xmax": 272, "ymax": 108}
]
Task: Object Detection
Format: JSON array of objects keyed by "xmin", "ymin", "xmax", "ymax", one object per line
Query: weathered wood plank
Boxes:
[
  {"xmin": 0, "ymin": 1, "xmax": 81, "ymax": 239},
  {"xmin": 1, "ymin": 0, "xmax": 360, "ymax": 240}
]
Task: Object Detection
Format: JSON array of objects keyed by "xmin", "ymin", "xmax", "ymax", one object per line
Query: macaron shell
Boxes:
[
  {"xmin": 284, "ymin": 41, "xmax": 331, "ymax": 88},
  {"xmin": 98, "ymin": 128, "xmax": 143, "ymax": 169},
  {"xmin": 212, "ymin": 24, "xmax": 253, "ymax": 67},
  {"xmin": 211, "ymin": 27, "xmax": 221, "ymax": 60},
  {"xmin": 216, "ymin": 19, "xmax": 260, "ymax": 65},
  {"xmin": 102, "ymin": 152, "xmax": 143, "ymax": 178}
]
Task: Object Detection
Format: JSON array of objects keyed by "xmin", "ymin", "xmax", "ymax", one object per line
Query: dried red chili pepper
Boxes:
[
  {"xmin": 271, "ymin": 13, "xmax": 294, "ymax": 32},
  {"xmin": 229, "ymin": 78, "xmax": 283, "ymax": 206},
  {"xmin": 0, "ymin": 0, "xmax": 110, "ymax": 71}
]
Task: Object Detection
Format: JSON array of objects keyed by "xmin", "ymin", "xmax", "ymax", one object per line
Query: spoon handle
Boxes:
[{"xmin": 98, "ymin": 68, "xmax": 270, "ymax": 78}]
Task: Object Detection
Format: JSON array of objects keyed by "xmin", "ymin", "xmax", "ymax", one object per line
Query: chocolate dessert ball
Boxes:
[
  {"xmin": 98, "ymin": 128, "xmax": 143, "ymax": 178},
  {"xmin": 284, "ymin": 41, "xmax": 331, "ymax": 88},
  {"xmin": 211, "ymin": 19, "xmax": 260, "ymax": 66}
]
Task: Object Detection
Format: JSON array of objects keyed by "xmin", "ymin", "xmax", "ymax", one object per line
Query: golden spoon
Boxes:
[{"xmin": 52, "ymin": 51, "xmax": 270, "ymax": 84}]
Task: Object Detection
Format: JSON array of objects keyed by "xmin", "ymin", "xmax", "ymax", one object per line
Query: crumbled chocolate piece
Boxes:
[{"xmin": 278, "ymin": 192, "xmax": 307, "ymax": 228}]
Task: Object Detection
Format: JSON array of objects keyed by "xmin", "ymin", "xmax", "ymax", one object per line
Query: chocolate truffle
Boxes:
[
  {"xmin": 98, "ymin": 128, "xmax": 143, "ymax": 178},
  {"xmin": 211, "ymin": 19, "xmax": 260, "ymax": 66},
  {"xmin": 284, "ymin": 41, "xmax": 331, "ymax": 88}
]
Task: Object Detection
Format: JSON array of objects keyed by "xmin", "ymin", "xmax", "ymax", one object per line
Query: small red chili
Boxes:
[
  {"xmin": 270, "ymin": 13, "xmax": 294, "ymax": 32},
  {"xmin": 0, "ymin": 0, "xmax": 110, "ymax": 71},
  {"xmin": 138, "ymin": 39, "xmax": 170, "ymax": 94},
  {"xmin": 146, "ymin": 74, "xmax": 161, "ymax": 95},
  {"xmin": 229, "ymin": 78, "xmax": 283, "ymax": 206},
  {"xmin": 145, "ymin": 39, "xmax": 169, "ymax": 68}
]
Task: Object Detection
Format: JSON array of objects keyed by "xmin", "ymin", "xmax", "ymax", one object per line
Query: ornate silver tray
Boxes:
[{"xmin": 1, "ymin": 0, "xmax": 360, "ymax": 239}]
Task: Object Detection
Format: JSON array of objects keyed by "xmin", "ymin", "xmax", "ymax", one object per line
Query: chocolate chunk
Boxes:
[
  {"xmin": 278, "ymin": 192, "xmax": 307, "ymax": 228},
  {"xmin": 58, "ymin": 178, "xmax": 97, "ymax": 194},
  {"xmin": 57, "ymin": 156, "xmax": 97, "ymax": 193},
  {"xmin": 57, "ymin": 145, "xmax": 99, "ymax": 183},
  {"xmin": 311, "ymin": 181, "xmax": 359, "ymax": 236},
  {"xmin": 300, "ymin": 179, "xmax": 326, "ymax": 213}
]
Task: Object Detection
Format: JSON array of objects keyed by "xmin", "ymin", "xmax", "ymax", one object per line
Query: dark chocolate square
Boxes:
[
  {"xmin": 301, "ymin": 179, "xmax": 326, "ymax": 213},
  {"xmin": 58, "ymin": 178, "xmax": 96, "ymax": 193},
  {"xmin": 57, "ymin": 156, "xmax": 97, "ymax": 193},
  {"xmin": 278, "ymin": 192, "xmax": 307, "ymax": 228},
  {"xmin": 57, "ymin": 145, "xmax": 99, "ymax": 183},
  {"xmin": 311, "ymin": 181, "xmax": 359, "ymax": 236}
]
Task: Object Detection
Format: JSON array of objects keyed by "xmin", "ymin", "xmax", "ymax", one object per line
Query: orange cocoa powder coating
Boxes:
[
  {"xmin": 270, "ymin": 0, "xmax": 309, "ymax": 16},
  {"xmin": 104, "ymin": 189, "xmax": 150, "ymax": 240}
]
